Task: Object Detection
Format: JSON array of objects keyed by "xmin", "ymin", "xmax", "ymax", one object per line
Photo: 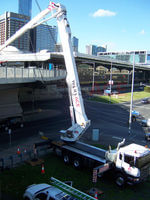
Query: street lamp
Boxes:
[
  {"xmin": 92, "ymin": 63, "xmax": 95, "ymax": 92},
  {"xmin": 128, "ymin": 53, "xmax": 135, "ymax": 135},
  {"xmin": 109, "ymin": 62, "xmax": 113, "ymax": 103}
]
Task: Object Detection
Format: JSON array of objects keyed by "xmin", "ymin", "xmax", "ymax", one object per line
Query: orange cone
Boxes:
[
  {"xmin": 41, "ymin": 164, "xmax": 45, "ymax": 174},
  {"xmin": 94, "ymin": 191, "xmax": 98, "ymax": 199},
  {"xmin": 17, "ymin": 147, "xmax": 21, "ymax": 155}
]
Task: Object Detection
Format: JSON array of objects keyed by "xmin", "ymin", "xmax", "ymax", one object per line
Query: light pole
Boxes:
[
  {"xmin": 128, "ymin": 53, "xmax": 135, "ymax": 135},
  {"xmin": 109, "ymin": 62, "xmax": 113, "ymax": 103},
  {"xmin": 92, "ymin": 63, "xmax": 95, "ymax": 92}
]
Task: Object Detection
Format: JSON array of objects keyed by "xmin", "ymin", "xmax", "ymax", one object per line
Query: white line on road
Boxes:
[{"xmin": 112, "ymin": 136, "xmax": 123, "ymax": 140}]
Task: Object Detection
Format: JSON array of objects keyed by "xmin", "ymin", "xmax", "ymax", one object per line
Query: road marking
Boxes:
[{"xmin": 112, "ymin": 136, "xmax": 123, "ymax": 140}]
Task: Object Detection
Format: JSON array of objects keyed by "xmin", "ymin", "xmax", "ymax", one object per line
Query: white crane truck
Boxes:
[
  {"xmin": 36, "ymin": 137, "xmax": 150, "ymax": 187},
  {"xmin": 1, "ymin": 2, "xmax": 150, "ymax": 188}
]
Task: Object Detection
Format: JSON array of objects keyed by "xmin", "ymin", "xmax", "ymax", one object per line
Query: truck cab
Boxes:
[{"xmin": 106, "ymin": 143, "xmax": 150, "ymax": 186}]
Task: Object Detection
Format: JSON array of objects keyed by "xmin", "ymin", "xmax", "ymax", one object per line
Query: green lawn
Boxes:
[
  {"xmin": 91, "ymin": 91, "xmax": 150, "ymax": 104},
  {"xmin": 0, "ymin": 153, "xmax": 150, "ymax": 200}
]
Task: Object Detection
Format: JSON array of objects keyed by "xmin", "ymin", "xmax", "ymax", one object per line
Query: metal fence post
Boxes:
[
  {"xmin": 14, "ymin": 66, "xmax": 16, "ymax": 80},
  {"xmin": 19, "ymin": 153, "xmax": 23, "ymax": 162},
  {"xmin": 9, "ymin": 155, "xmax": 13, "ymax": 168},
  {"xmin": 5, "ymin": 66, "xmax": 7, "ymax": 80},
  {"xmin": 22, "ymin": 67, "xmax": 23, "ymax": 80},
  {"xmin": 0, "ymin": 158, "xmax": 4, "ymax": 170}
]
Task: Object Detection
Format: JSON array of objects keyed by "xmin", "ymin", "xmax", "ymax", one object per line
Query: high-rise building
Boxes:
[
  {"xmin": 18, "ymin": 0, "xmax": 32, "ymax": 18},
  {"xmin": 86, "ymin": 44, "xmax": 106, "ymax": 56},
  {"xmin": 97, "ymin": 46, "xmax": 107, "ymax": 53},
  {"xmin": 72, "ymin": 36, "xmax": 79, "ymax": 52},
  {"xmin": 30, "ymin": 24, "xmax": 57, "ymax": 52},
  {"xmin": 0, "ymin": 12, "xmax": 30, "ymax": 51}
]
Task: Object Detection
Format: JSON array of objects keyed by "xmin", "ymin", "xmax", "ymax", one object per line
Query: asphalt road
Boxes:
[
  {"xmin": 0, "ymin": 97, "xmax": 149, "ymax": 154},
  {"xmin": 84, "ymin": 99, "xmax": 147, "ymax": 146}
]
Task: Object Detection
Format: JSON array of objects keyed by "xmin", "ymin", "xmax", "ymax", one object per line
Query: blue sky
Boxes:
[{"xmin": 1, "ymin": 0, "xmax": 150, "ymax": 53}]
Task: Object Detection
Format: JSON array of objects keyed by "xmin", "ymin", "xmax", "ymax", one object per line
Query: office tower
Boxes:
[
  {"xmin": 97, "ymin": 46, "xmax": 107, "ymax": 53},
  {"xmin": 86, "ymin": 45, "xmax": 97, "ymax": 56},
  {"xmin": 0, "ymin": 12, "xmax": 30, "ymax": 51},
  {"xmin": 30, "ymin": 24, "xmax": 57, "ymax": 52},
  {"xmin": 18, "ymin": 0, "xmax": 32, "ymax": 18},
  {"xmin": 86, "ymin": 44, "xmax": 106, "ymax": 56},
  {"xmin": 72, "ymin": 36, "xmax": 79, "ymax": 52}
]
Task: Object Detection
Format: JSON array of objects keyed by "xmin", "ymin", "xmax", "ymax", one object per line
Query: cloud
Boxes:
[
  {"xmin": 92, "ymin": 9, "xmax": 116, "ymax": 17},
  {"xmin": 139, "ymin": 29, "xmax": 145, "ymax": 35}
]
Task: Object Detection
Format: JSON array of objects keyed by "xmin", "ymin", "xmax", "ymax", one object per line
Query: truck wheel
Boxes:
[
  {"xmin": 24, "ymin": 197, "xmax": 30, "ymax": 200},
  {"xmin": 73, "ymin": 158, "xmax": 81, "ymax": 169},
  {"xmin": 63, "ymin": 155, "xmax": 70, "ymax": 164},
  {"xmin": 115, "ymin": 174, "xmax": 125, "ymax": 187}
]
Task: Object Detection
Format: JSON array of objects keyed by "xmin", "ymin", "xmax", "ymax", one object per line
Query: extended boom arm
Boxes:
[{"xmin": 0, "ymin": 2, "xmax": 90, "ymax": 142}]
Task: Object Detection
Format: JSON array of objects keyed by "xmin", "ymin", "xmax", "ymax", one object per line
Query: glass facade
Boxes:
[
  {"xmin": 18, "ymin": 0, "xmax": 32, "ymax": 18},
  {"xmin": 0, "ymin": 12, "xmax": 30, "ymax": 51},
  {"xmin": 36, "ymin": 24, "xmax": 57, "ymax": 52},
  {"xmin": 86, "ymin": 45, "xmax": 106, "ymax": 56},
  {"xmin": 97, "ymin": 46, "xmax": 106, "ymax": 53},
  {"xmin": 147, "ymin": 54, "xmax": 150, "ymax": 64},
  {"xmin": 72, "ymin": 36, "xmax": 78, "ymax": 52},
  {"xmin": 98, "ymin": 51, "xmax": 150, "ymax": 65}
]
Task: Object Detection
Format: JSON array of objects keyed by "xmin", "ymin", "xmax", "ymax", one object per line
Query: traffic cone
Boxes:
[
  {"xmin": 94, "ymin": 191, "xmax": 98, "ymax": 199},
  {"xmin": 17, "ymin": 147, "xmax": 21, "ymax": 155},
  {"xmin": 41, "ymin": 164, "xmax": 45, "ymax": 174}
]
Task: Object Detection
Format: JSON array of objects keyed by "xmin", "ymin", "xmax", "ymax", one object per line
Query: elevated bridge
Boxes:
[{"xmin": 0, "ymin": 50, "xmax": 149, "ymax": 121}]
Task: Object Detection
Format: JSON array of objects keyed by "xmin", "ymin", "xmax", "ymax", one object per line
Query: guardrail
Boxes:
[
  {"xmin": 0, "ymin": 145, "xmax": 51, "ymax": 170},
  {"xmin": 0, "ymin": 66, "xmax": 66, "ymax": 84}
]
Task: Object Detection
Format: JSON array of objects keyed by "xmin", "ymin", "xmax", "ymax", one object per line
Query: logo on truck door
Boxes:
[{"xmin": 72, "ymin": 80, "xmax": 80, "ymax": 107}]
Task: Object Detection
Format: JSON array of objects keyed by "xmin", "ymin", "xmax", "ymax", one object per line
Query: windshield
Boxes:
[
  {"xmin": 124, "ymin": 154, "xmax": 135, "ymax": 166},
  {"xmin": 136, "ymin": 153, "xmax": 150, "ymax": 168}
]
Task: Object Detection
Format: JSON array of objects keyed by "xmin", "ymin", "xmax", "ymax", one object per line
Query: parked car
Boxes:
[
  {"xmin": 141, "ymin": 98, "xmax": 150, "ymax": 104},
  {"xmin": 104, "ymin": 88, "xmax": 111, "ymax": 95},
  {"xmin": 104, "ymin": 88, "xmax": 118, "ymax": 95},
  {"xmin": 131, "ymin": 110, "xmax": 141, "ymax": 121},
  {"xmin": 141, "ymin": 118, "xmax": 150, "ymax": 127},
  {"xmin": 141, "ymin": 119, "xmax": 148, "ymax": 127},
  {"xmin": 23, "ymin": 183, "xmax": 78, "ymax": 200}
]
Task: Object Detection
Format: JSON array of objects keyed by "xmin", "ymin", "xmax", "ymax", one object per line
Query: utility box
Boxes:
[{"xmin": 92, "ymin": 128, "xmax": 100, "ymax": 141}]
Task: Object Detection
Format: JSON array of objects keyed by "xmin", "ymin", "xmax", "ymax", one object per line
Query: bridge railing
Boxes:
[{"xmin": 0, "ymin": 66, "xmax": 66, "ymax": 84}]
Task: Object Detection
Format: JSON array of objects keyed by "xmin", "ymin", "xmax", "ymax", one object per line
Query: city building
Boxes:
[
  {"xmin": 55, "ymin": 43, "xmax": 62, "ymax": 52},
  {"xmin": 54, "ymin": 36, "xmax": 78, "ymax": 53},
  {"xmin": 0, "ymin": 12, "xmax": 30, "ymax": 51},
  {"xmin": 18, "ymin": 0, "xmax": 32, "ymax": 18},
  {"xmin": 97, "ymin": 46, "xmax": 107, "ymax": 53},
  {"xmin": 98, "ymin": 50, "xmax": 150, "ymax": 65},
  {"xmin": 72, "ymin": 36, "xmax": 79, "ymax": 52},
  {"xmin": 86, "ymin": 44, "xmax": 106, "ymax": 56},
  {"xmin": 30, "ymin": 24, "xmax": 57, "ymax": 52}
]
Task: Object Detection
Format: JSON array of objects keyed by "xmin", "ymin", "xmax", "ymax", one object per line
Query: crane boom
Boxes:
[{"xmin": 0, "ymin": 2, "xmax": 90, "ymax": 142}]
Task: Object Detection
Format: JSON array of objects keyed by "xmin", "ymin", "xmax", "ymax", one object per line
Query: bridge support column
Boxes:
[{"xmin": 0, "ymin": 88, "xmax": 23, "ymax": 120}]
